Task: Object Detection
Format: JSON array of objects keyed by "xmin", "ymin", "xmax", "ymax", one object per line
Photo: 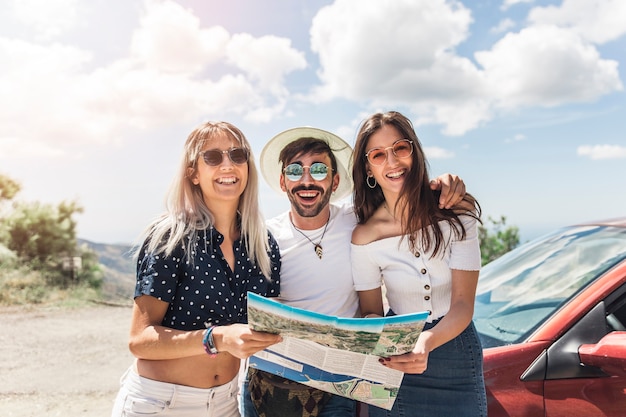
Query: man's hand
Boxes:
[{"xmin": 430, "ymin": 173, "xmax": 466, "ymax": 209}]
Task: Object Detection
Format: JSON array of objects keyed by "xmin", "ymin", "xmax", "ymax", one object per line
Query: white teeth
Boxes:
[
  {"xmin": 217, "ymin": 177, "xmax": 237, "ymax": 184},
  {"xmin": 387, "ymin": 170, "xmax": 404, "ymax": 179},
  {"xmin": 298, "ymin": 192, "xmax": 317, "ymax": 198}
]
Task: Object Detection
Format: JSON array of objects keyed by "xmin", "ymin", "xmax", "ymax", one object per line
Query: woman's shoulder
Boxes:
[
  {"xmin": 351, "ymin": 208, "xmax": 395, "ymax": 245},
  {"xmin": 351, "ymin": 223, "xmax": 374, "ymax": 245}
]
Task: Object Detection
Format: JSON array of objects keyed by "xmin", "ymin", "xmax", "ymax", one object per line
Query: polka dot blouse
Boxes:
[{"xmin": 135, "ymin": 227, "xmax": 281, "ymax": 331}]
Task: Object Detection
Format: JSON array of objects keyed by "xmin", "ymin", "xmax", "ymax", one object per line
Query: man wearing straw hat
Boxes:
[{"xmin": 243, "ymin": 127, "xmax": 466, "ymax": 417}]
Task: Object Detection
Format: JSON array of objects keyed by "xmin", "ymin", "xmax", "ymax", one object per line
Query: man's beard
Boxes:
[{"xmin": 287, "ymin": 185, "xmax": 333, "ymax": 218}]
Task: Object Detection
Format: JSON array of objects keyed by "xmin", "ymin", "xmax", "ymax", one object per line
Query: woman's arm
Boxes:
[
  {"xmin": 128, "ymin": 296, "xmax": 282, "ymax": 361},
  {"xmin": 352, "ymin": 224, "xmax": 385, "ymax": 318},
  {"xmin": 415, "ymin": 268, "xmax": 478, "ymax": 351},
  {"xmin": 128, "ymin": 295, "xmax": 205, "ymax": 360},
  {"xmin": 358, "ymin": 288, "xmax": 384, "ymax": 318}
]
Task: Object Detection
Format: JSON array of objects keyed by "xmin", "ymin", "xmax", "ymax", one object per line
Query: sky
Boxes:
[{"xmin": 1, "ymin": 0, "xmax": 625, "ymax": 246}]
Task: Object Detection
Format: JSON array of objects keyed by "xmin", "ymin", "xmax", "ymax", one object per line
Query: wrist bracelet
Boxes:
[{"xmin": 202, "ymin": 326, "xmax": 218, "ymax": 357}]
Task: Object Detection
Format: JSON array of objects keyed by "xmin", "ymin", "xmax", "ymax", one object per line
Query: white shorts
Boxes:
[{"xmin": 111, "ymin": 367, "xmax": 240, "ymax": 417}]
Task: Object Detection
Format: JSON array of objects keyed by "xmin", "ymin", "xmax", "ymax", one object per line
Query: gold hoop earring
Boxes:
[{"xmin": 366, "ymin": 176, "xmax": 377, "ymax": 189}]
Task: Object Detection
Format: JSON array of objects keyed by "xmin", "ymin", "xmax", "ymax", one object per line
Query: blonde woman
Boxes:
[{"xmin": 112, "ymin": 122, "xmax": 281, "ymax": 417}]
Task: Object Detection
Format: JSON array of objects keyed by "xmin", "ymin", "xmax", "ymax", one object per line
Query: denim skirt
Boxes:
[{"xmin": 369, "ymin": 320, "xmax": 487, "ymax": 417}]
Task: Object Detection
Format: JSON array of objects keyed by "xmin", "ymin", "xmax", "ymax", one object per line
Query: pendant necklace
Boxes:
[{"xmin": 290, "ymin": 214, "xmax": 330, "ymax": 259}]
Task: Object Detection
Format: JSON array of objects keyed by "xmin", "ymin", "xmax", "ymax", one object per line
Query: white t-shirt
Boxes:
[
  {"xmin": 267, "ymin": 203, "xmax": 360, "ymax": 318},
  {"xmin": 351, "ymin": 215, "xmax": 481, "ymax": 321}
]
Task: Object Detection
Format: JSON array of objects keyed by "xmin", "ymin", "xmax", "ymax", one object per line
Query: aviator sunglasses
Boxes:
[
  {"xmin": 200, "ymin": 148, "xmax": 249, "ymax": 166},
  {"xmin": 365, "ymin": 139, "xmax": 414, "ymax": 166},
  {"xmin": 283, "ymin": 162, "xmax": 331, "ymax": 181}
]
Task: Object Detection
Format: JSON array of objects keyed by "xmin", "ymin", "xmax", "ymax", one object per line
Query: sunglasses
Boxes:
[
  {"xmin": 200, "ymin": 148, "xmax": 249, "ymax": 166},
  {"xmin": 283, "ymin": 162, "xmax": 331, "ymax": 181},
  {"xmin": 365, "ymin": 139, "xmax": 414, "ymax": 166}
]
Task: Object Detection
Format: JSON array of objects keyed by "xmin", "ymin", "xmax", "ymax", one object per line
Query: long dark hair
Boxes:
[{"xmin": 352, "ymin": 111, "xmax": 481, "ymax": 256}]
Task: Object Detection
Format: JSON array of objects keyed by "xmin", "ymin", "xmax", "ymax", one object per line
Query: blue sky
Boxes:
[{"xmin": 1, "ymin": 0, "xmax": 625, "ymax": 245}]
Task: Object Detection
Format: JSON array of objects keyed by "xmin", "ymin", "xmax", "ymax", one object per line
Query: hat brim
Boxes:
[{"xmin": 260, "ymin": 127, "xmax": 353, "ymax": 202}]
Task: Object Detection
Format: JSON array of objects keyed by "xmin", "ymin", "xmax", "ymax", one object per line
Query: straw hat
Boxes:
[{"xmin": 260, "ymin": 127, "xmax": 353, "ymax": 202}]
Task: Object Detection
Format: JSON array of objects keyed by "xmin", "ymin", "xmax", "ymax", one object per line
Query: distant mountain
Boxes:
[
  {"xmin": 78, "ymin": 239, "xmax": 136, "ymax": 303},
  {"xmin": 79, "ymin": 239, "xmax": 136, "ymax": 273}
]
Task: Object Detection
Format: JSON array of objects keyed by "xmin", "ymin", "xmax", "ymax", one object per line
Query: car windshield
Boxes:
[{"xmin": 474, "ymin": 224, "xmax": 626, "ymax": 348}]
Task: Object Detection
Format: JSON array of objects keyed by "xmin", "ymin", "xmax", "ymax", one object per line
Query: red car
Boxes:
[{"xmin": 475, "ymin": 217, "xmax": 626, "ymax": 416}]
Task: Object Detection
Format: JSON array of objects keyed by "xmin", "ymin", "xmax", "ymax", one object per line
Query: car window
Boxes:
[
  {"xmin": 606, "ymin": 283, "xmax": 626, "ymax": 331},
  {"xmin": 474, "ymin": 225, "xmax": 626, "ymax": 347}
]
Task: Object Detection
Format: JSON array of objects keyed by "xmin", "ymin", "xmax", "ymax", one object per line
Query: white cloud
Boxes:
[
  {"xmin": 475, "ymin": 25, "xmax": 623, "ymax": 108},
  {"xmin": 0, "ymin": 137, "xmax": 66, "ymax": 159},
  {"xmin": 0, "ymin": 0, "xmax": 308, "ymax": 154},
  {"xmin": 309, "ymin": 0, "xmax": 488, "ymax": 134},
  {"xmin": 501, "ymin": 0, "xmax": 534, "ymax": 12},
  {"xmin": 414, "ymin": 99, "xmax": 493, "ymax": 136},
  {"xmin": 227, "ymin": 34, "xmax": 307, "ymax": 95},
  {"xmin": 529, "ymin": 0, "xmax": 626, "ymax": 44},
  {"xmin": 307, "ymin": 0, "xmax": 624, "ymax": 136},
  {"xmin": 425, "ymin": 146, "xmax": 455, "ymax": 159},
  {"xmin": 578, "ymin": 144, "xmax": 626, "ymax": 160},
  {"xmin": 307, "ymin": 0, "xmax": 623, "ymax": 136},
  {"xmin": 85, "ymin": 64, "xmax": 266, "ymax": 130},
  {"xmin": 310, "ymin": 0, "xmax": 475, "ymax": 102},
  {"xmin": 130, "ymin": 0, "xmax": 230, "ymax": 74},
  {"xmin": 0, "ymin": 38, "xmax": 100, "ymax": 147},
  {"xmin": 9, "ymin": 0, "xmax": 81, "ymax": 41},
  {"xmin": 505, "ymin": 134, "xmax": 526, "ymax": 143},
  {"xmin": 491, "ymin": 18, "xmax": 516, "ymax": 34}
]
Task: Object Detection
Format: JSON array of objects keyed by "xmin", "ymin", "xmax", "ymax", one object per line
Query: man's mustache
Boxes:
[{"xmin": 291, "ymin": 185, "xmax": 324, "ymax": 194}]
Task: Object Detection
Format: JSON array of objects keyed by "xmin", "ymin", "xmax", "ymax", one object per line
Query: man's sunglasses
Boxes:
[
  {"xmin": 200, "ymin": 148, "xmax": 249, "ymax": 166},
  {"xmin": 283, "ymin": 162, "xmax": 331, "ymax": 181}
]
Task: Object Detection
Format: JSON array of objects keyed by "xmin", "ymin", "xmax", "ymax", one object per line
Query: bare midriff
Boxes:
[{"xmin": 135, "ymin": 353, "xmax": 240, "ymax": 388}]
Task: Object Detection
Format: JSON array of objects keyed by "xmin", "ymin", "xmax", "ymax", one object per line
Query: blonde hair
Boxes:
[{"xmin": 138, "ymin": 121, "xmax": 272, "ymax": 278}]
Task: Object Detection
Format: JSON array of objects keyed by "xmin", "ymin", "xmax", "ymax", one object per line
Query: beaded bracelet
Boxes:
[{"xmin": 202, "ymin": 326, "xmax": 218, "ymax": 357}]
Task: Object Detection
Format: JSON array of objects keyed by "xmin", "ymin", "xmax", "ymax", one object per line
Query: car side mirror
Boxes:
[{"xmin": 579, "ymin": 331, "xmax": 626, "ymax": 377}]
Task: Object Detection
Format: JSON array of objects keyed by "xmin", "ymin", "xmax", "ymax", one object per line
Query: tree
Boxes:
[
  {"xmin": 0, "ymin": 174, "xmax": 21, "ymax": 202},
  {"xmin": 6, "ymin": 200, "xmax": 82, "ymax": 266},
  {"xmin": 0, "ymin": 174, "xmax": 21, "ymax": 256},
  {"xmin": 479, "ymin": 215, "xmax": 520, "ymax": 265},
  {"xmin": 0, "ymin": 174, "xmax": 102, "ymax": 290}
]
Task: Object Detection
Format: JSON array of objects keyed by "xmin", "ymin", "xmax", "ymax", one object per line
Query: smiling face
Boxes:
[
  {"xmin": 190, "ymin": 132, "xmax": 248, "ymax": 209},
  {"xmin": 365, "ymin": 124, "xmax": 413, "ymax": 199},
  {"xmin": 279, "ymin": 151, "xmax": 339, "ymax": 220}
]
